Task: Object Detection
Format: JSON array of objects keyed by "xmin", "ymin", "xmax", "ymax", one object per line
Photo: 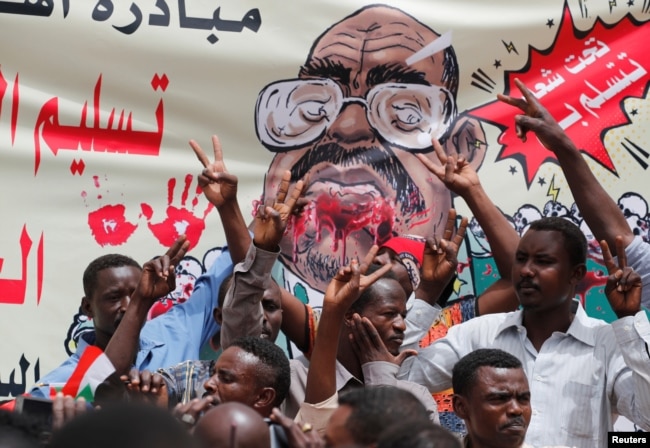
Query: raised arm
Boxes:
[
  {"xmin": 600, "ymin": 237, "xmax": 642, "ymax": 318},
  {"xmin": 190, "ymin": 135, "xmax": 250, "ymax": 265},
  {"xmin": 304, "ymin": 247, "xmax": 392, "ymax": 405},
  {"xmin": 416, "ymin": 142, "xmax": 520, "ymax": 314},
  {"xmin": 104, "ymin": 236, "xmax": 189, "ymax": 376},
  {"xmin": 415, "ymin": 209, "xmax": 468, "ymax": 306},
  {"xmin": 497, "ymin": 79, "xmax": 634, "ymax": 252},
  {"xmin": 417, "ymin": 140, "xmax": 519, "ymax": 281},
  {"xmin": 400, "ymin": 210, "xmax": 468, "ymax": 348},
  {"xmin": 220, "ymin": 171, "xmax": 305, "ymax": 349},
  {"xmin": 601, "ymin": 237, "xmax": 650, "ymax": 431}
]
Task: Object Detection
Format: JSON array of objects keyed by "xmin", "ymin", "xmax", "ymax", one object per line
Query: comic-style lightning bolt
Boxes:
[
  {"xmin": 546, "ymin": 175, "xmax": 560, "ymax": 202},
  {"xmin": 502, "ymin": 40, "xmax": 519, "ymax": 54}
]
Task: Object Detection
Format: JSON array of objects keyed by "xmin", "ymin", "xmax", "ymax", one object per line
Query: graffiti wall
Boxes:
[{"xmin": 1, "ymin": 0, "xmax": 648, "ymax": 398}]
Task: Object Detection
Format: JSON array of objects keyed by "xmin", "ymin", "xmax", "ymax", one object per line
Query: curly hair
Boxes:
[
  {"xmin": 452, "ymin": 348, "xmax": 523, "ymax": 397},
  {"xmin": 527, "ymin": 217, "xmax": 587, "ymax": 266},
  {"xmin": 82, "ymin": 254, "xmax": 142, "ymax": 297},
  {"xmin": 229, "ymin": 336, "xmax": 290, "ymax": 407}
]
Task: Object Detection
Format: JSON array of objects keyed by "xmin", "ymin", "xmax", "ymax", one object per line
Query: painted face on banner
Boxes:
[{"xmin": 257, "ymin": 5, "xmax": 486, "ymax": 292}]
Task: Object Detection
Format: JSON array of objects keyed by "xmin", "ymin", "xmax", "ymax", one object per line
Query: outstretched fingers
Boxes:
[
  {"xmin": 453, "ymin": 216, "xmax": 469, "ymax": 246},
  {"xmin": 285, "ymin": 178, "xmax": 306, "ymax": 213},
  {"xmin": 442, "ymin": 209, "xmax": 458, "ymax": 242},
  {"xmin": 359, "ymin": 245, "xmax": 380, "ymax": 274},
  {"xmin": 599, "ymin": 239, "xmax": 620, "ymax": 275},
  {"xmin": 210, "ymin": 135, "xmax": 224, "ymax": 165},
  {"xmin": 276, "ymin": 170, "xmax": 291, "ymax": 204},
  {"xmin": 189, "ymin": 139, "xmax": 211, "ymax": 168}
]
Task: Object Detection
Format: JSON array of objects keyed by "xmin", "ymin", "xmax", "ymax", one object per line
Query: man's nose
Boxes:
[
  {"xmin": 327, "ymin": 103, "xmax": 374, "ymax": 144},
  {"xmin": 203, "ymin": 376, "xmax": 217, "ymax": 393},
  {"xmin": 119, "ymin": 295, "xmax": 130, "ymax": 311},
  {"xmin": 507, "ymin": 400, "xmax": 524, "ymax": 417},
  {"xmin": 394, "ymin": 315, "xmax": 407, "ymax": 333},
  {"xmin": 519, "ymin": 261, "xmax": 535, "ymax": 278}
]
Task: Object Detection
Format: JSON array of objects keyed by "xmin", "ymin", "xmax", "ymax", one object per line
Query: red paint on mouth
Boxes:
[{"xmin": 299, "ymin": 192, "xmax": 395, "ymax": 264}]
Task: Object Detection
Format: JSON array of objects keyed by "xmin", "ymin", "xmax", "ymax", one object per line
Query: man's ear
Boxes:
[
  {"xmin": 213, "ymin": 307, "xmax": 223, "ymax": 325},
  {"xmin": 443, "ymin": 115, "xmax": 487, "ymax": 172},
  {"xmin": 571, "ymin": 263, "xmax": 587, "ymax": 284},
  {"xmin": 253, "ymin": 387, "xmax": 276, "ymax": 410},
  {"xmin": 343, "ymin": 310, "xmax": 355, "ymax": 328},
  {"xmin": 81, "ymin": 296, "xmax": 93, "ymax": 318},
  {"xmin": 452, "ymin": 394, "xmax": 469, "ymax": 420}
]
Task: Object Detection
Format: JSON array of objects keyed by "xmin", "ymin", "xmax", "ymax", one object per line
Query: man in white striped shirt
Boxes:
[{"xmin": 398, "ymin": 217, "xmax": 650, "ymax": 448}]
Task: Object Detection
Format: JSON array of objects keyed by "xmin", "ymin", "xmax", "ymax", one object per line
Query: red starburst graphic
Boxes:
[{"xmin": 468, "ymin": 3, "xmax": 649, "ymax": 187}]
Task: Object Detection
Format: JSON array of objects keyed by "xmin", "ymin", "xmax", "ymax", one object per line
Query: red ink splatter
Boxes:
[
  {"xmin": 468, "ymin": 4, "xmax": 649, "ymax": 186},
  {"xmin": 141, "ymin": 175, "xmax": 213, "ymax": 250},
  {"xmin": 0, "ymin": 67, "xmax": 7, "ymax": 118},
  {"xmin": 575, "ymin": 269, "xmax": 607, "ymax": 305},
  {"xmin": 309, "ymin": 192, "xmax": 395, "ymax": 264},
  {"xmin": 88, "ymin": 204, "xmax": 138, "ymax": 247},
  {"xmin": 83, "ymin": 176, "xmax": 137, "ymax": 246}
]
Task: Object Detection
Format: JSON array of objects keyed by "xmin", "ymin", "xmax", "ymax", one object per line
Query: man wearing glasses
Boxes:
[{"xmin": 256, "ymin": 4, "xmax": 488, "ymax": 298}]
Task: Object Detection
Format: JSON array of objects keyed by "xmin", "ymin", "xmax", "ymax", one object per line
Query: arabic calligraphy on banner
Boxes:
[
  {"xmin": 0, "ymin": 0, "xmax": 649, "ymax": 401},
  {"xmin": 0, "ymin": 0, "xmax": 261, "ymax": 42}
]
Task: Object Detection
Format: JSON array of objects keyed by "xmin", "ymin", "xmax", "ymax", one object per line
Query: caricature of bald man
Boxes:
[{"xmin": 256, "ymin": 5, "xmax": 487, "ymax": 295}]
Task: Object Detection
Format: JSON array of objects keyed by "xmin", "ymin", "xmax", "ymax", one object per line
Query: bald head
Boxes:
[
  {"xmin": 303, "ymin": 4, "xmax": 458, "ymax": 97},
  {"xmin": 193, "ymin": 403, "xmax": 270, "ymax": 448}
]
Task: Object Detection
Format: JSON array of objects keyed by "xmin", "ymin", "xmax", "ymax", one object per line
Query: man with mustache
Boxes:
[
  {"xmin": 451, "ymin": 349, "xmax": 532, "ymax": 448},
  {"xmin": 257, "ymin": 4, "xmax": 487, "ymax": 300},
  {"xmin": 398, "ymin": 215, "xmax": 650, "ymax": 447}
]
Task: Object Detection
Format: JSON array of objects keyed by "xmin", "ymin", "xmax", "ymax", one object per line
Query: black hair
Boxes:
[
  {"xmin": 0, "ymin": 409, "xmax": 45, "ymax": 448},
  {"xmin": 452, "ymin": 348, "xmax": 522, "ymax": 397},
  {"xmin": 337, "ymin": 385, "xmax": 431, "ymax": 445},
  {"xmin": 527, "ymin": 217, "xmax": 587, "ymax": 266},
  {"xmin": 348, "ymin": 265, "xmax": 400, "ymax": 314},
  {"xmin": 82, "ymin": 254, "xmax": 141, "ymax": 297},
  {"xmin": 48, "ymin": 402, "xmax": 197, "ymax": 448},
  {"xmin": 230, "ymin": 336, "xmax": 290, "ymax": 407}
]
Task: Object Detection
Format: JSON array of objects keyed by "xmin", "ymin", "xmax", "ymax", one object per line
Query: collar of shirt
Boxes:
[
  {"xmin": 334, "ymin": 359, "xmax": 363, "ymax": 391},
  {"xmin": 494, "ymin": 304, "xmax": 598, "ymax": 347}
]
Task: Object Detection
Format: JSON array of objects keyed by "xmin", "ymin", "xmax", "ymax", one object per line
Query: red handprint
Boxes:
[
  {"xmin": 83, "ymin": 175, "xmax": 138, "ymax": 247},
  {"xmin": 140, "ymin": 174, "xmax": 214, "ymax": 251}
]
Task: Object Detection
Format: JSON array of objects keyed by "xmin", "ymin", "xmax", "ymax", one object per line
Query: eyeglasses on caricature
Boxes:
[{"xmin": 255, "ymin": 78, "xmax": 456, "ymax": 152}]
